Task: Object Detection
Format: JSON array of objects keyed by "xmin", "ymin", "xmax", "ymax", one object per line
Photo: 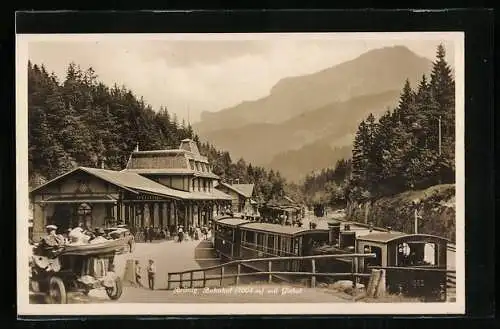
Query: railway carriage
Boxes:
[
  {"xmin": 213, "ymin": 217, "xmax": 251, "ymax": 261},
  {"xmin": 213, "ymin": 218, "xmax": 329, "ymax": 274},
  {"xmin": 213, "ymin": 217, "xmax": 451, "ymax": 300},
  {"xmin": 356, "ymin": 232, "xmax": 449, "ymax": 298}
]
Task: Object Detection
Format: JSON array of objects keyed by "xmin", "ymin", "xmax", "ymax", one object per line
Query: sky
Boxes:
[{"xmin": 27, "ymin": 33, "xmax": 459, "ymax": 123}]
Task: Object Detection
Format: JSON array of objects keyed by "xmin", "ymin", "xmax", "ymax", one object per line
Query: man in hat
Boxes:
[
  {"xmin": 40, "ymin": 225, "xmax": 65, "ymax": 248},
  {"xmin": 89, "ymin": 227, "xmax": 108, "ymax": 244}
]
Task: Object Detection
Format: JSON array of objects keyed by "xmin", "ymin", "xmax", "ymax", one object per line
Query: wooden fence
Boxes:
[{"xmin": 167, "ymin": 253, "xmax": 376, "ymax": 290}]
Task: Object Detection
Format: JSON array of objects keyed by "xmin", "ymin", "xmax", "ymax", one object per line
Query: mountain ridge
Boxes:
[
  {"xmin": 195, "ymin": 45, "xmax": 433, "ymax": 181},
  {"xmin": 194, "ymin": 45, "xmax": 432, "ymax": 134}
]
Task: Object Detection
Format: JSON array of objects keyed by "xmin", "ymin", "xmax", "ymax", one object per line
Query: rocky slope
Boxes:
[{"xmin": 346, "ymin": 184, "xmax": 456, "ymax": 242}]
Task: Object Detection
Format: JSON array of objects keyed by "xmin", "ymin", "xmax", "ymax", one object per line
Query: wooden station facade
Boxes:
[{"xmin": 29, "ymin": 139, "xmax": 232, "ymax": 241}]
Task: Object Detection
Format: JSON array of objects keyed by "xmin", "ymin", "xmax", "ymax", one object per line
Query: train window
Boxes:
[
  {"xmin": 282, "ymin": 237, "xmax": 290, "ymax": 255},
  {"xmin": 370, "ymin": 246, "xmax": 382, "ymax": 266},
  {"xmin": 397, "ymin": 242, "xmax": 437, "ymax": 266},
  {"xmin": 245, "ymin": 231, "xmax": 255, "ymax": 243},
  {"xmin": 423, "ymin": 242, "xmax": 437, "ymax": 265},
  {"xmin": 257, "ymin": 233, "xmax": 264, "ymax": 250},
  {"xmin": 267, "ymin": 235, "xmax": 275, "ymax": 254},
  {"xmin": 399, "ymin": 243, "xmax": 411, "ymax": 256},
  {"xmin": 293, "ymin": 238, "xmax": 300, "ymax": 255}
]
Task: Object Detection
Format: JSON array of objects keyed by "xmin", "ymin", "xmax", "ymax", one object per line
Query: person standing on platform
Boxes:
[
  {"xmin": 147, "ymin": 259, "xmax": 156, "ymax": 290},
  {"xmin": 135, "ymin": 260, "xmax": 143, "ymax": 288},
  {"xmin": 148, "ymin": 226, "xmax": 154, "ymax": 243},
  {"xmin": 178, "ymin": 225, "xmax": 184, "ymax": 243}
]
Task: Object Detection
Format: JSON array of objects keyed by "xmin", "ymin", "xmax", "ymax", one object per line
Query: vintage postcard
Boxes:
[{"xmin": 16, "ymin": 31, "xmax": 465, "ymax": 316}]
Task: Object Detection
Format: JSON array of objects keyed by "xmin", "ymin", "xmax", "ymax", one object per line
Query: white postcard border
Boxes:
[{"xmin": 16, "ymin": 32, "xmax": 465, "ymax": 316}]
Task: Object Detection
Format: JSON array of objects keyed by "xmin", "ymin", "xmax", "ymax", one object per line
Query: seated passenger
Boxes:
[
  {"xmin": 68, "ymin": 227, "xmax": 91, "ymax": 245},
  {"xmin": 39, "ymin": 225, "xmax": 65, "ymax": 249},
  {"xmin": 89, "ymin": 228, "xmax": 109, "ymax": 244}
]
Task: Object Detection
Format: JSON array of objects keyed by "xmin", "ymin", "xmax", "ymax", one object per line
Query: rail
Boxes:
[{"xmin": 167, "ymin": 253, "xmax": 376, "ymax": 290}]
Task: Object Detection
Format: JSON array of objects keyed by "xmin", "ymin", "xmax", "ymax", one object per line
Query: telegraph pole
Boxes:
[
  {"xmin": 438, "ymin": 115, "xmax": 442, "ymax": 156},
  {"xmin": 412, "ymin": 199, "xmax": 420, "ymax": 234}
]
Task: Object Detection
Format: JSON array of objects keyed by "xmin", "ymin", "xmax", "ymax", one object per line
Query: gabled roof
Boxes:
[
  {"xmin": 122, "ymin": 168, "xmax": 219, "ymax": 179},
  {"xmin": 265, "ymin": 194, "xmax": 300, "ymax": 208},
  {"xmin": 219, "ymin": 182, "xmax": 255, "ymax": 198},
  {"xmin": 29, "ymin": 167, "xmax": 231, "ymax": 201}
]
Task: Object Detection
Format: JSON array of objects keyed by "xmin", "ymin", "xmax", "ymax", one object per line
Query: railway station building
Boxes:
[
  {"xmin": 215, "ymin": 182, "xmax": 259, "ymax": 217},
  {"xmin": 29, "ymin": 139, "xmax": 233, "ymax": 241}
]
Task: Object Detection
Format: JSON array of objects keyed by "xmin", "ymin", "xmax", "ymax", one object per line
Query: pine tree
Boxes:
[
  {"xmin": 430, "ymin": 44, "xmax": 455, "ymax": 183},
  {"xmin": 395, "ymin": 79, "xmax": 415, "ymax": 127}
]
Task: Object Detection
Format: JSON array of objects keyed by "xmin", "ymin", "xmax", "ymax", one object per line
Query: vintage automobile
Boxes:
[
  {"xmin": 104, "ymin": 227, "xmax": 135, "ymax": 254},
  {"xmin": 29, "ymin": 239, "xmax": 126, "ymax": 304}
]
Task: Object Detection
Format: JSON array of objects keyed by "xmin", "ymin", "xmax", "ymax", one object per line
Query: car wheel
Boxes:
[
  {"xmin": 106, "ymin": 276, "xmax": 123, "ymax": 300},
  {"xmin": 48, "ymin": 276, "xmax": 67, "ymax": 304}
]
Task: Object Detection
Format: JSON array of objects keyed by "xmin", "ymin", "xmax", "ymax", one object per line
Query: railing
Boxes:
[{"xmin": 167, "ymin": 253, "xmax": 376, "ymax": 290}]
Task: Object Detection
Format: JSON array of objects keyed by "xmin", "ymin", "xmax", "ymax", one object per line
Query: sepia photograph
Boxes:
[{"xmin": 16, "ymin": 31, "xmax": 464, "ymax": 315}]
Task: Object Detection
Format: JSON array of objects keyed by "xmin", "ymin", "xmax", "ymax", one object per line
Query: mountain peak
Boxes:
[{"xmin": 195, "ymin": 45, "xmax": 432, "ymax": 135}]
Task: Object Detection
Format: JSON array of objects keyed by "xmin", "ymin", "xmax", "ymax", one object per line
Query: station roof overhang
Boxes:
[{"xmin": 36, "ymin": 195, "xmax": 118, "ymax": 204}]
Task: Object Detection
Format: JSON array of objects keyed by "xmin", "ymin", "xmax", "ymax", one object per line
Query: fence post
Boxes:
[
  {"xmin": 351, "ymin": 256, "xmax": 356, "ymax": 297},
  {"xmin": 202, "ymin": 270, "xmax": 206, "ymax": 288},
  {"xmin": 167, "ymin": 273, "xmax": 171, "ymax": 290},
  {"xmin": 268, "ymin": 260, "xmax": 272, "ymax": 283},
  {"xmin": 236, "ymin": 263, "xmax": 241, "ymax": 285},
  {"xmin": 311, "ymin": 259, "xmax": 316, "ymax": 288},
  {"xmin": 220, "ymin": 266, "xmax": 225, "ymax": 287},
  {"xmin": 190, "ymin": 272, "xmax": 194, "ymax": 288}
]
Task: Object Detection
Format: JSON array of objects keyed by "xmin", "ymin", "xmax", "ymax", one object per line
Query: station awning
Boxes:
[{"xmin": 37, "ymin": 195, "xmax": 117, "ymax": 204}]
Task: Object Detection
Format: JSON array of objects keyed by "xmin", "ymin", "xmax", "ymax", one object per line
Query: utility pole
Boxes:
[
  {"xmin": 438, "ymin": 115, "xmax": 442, "ymax": 156},
  {"xmin": 414, "ymin": 207, "xmax": 419, "ymax": 234},
  {"xmin": 412, "ymin": 199, "xmax": 421, "ymax": 234}
]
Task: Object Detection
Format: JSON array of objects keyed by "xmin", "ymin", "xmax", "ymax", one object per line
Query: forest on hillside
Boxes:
[
  {"xmin": 28, "ymin": 61, "xmax": 285, "ymax": 203},
  {"xmin": 302, "ymin": 44, "xmax": 455, "ymax": 207}
]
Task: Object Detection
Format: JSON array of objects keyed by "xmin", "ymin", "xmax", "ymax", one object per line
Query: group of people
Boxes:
[
  {"xmin": 252, "ymin": 215, "xmax": 304, "ymax": 227},
  {"xmin": 134, "ymin": 259, "xmax": 156, "ymax": 290},
  {"xmin": 175, "ymin": 225, "xmax": 210, "ymax": 243},
  {"xmin": 39, "ymin": 223, "xmax": 111, "ymax": 249},
  {"xmin": 128, "ymin": 224, "xmax": 212, "ymax": 243}
]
